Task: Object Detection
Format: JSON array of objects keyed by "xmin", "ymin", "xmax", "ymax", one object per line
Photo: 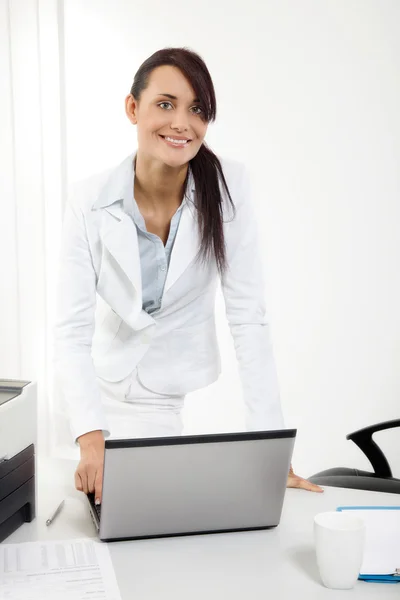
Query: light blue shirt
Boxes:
[
  {"xmin": 123, "ymin": 160, "xmax": 186, "ymax": 314},
  {"xmin": 130, "ymin": 197, "xmax": 184, "ymax": 314}
]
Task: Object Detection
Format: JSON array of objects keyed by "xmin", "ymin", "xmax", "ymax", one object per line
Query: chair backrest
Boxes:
[{"xmin": 347, "ymin": 419, "xmax": 400, "ymax": 478}]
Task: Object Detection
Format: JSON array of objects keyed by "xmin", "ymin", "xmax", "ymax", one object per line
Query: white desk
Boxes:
[{"xmin": 6, "ymin": 458, "xmax": 400, "ymax": 598}]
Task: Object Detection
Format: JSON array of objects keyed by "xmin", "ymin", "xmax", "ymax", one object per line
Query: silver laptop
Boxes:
[{"xmin": 87, "ymin": 429, "xmax": 296, "ymax": 542}]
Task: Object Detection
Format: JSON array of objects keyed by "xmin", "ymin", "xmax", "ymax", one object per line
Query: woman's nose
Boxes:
[{"xmin": 169, "ymin": 110, "xmax": 190, "ymax": 132}]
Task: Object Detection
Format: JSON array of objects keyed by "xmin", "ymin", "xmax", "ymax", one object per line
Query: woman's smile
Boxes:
[{"xmin": 159, "ymin": 134, "xmax": 192, "ymax": 148}]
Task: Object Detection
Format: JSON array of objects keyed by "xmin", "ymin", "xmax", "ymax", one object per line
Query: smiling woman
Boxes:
[
  {"xmin": 129, "ymin": 70, "xmax": 207, "ymax": 160},
  {"xmin": 126, "ymin": 49, "xmax": 230, "ymax": 269},
  {"xmin": 54, "ymin": 46, "xmax": 322, "ymax": 502}
]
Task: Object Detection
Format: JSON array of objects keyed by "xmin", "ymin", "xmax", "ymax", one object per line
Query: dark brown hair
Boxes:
[{"xmin": 130, "ymin": 47, "xmax": 234, "ymax": 275}]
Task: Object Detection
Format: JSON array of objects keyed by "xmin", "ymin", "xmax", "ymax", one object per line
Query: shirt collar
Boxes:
[{"xmin": 92, "ymin": 152, "xmax": 195, "ymax": 213}]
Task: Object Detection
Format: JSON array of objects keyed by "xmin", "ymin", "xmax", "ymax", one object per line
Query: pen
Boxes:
[{"xmin": 46, "ymin": 499, "xmax": 65, "ymax": 526}]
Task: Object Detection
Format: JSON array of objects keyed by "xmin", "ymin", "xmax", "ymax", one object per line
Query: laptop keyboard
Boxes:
[
  {"xmin": 88, "ymin": 493, "xmax": 101, "ymax": 520},
  {"xmin": 95, "ymin": 502, "xmax": 101, "ymax": 520}
]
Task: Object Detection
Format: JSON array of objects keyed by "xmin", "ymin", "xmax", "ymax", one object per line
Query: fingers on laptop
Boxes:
[
  {"xmin": 95, "ymin": 472, "xmax": 103, "ymax": 504},
  {"xmin": 74, "ymin": 461, "xmax": 103, "ymax": 503},
  {"xmin": 88, "ymin": 468, "xmax": 97, "ymax": 496},
  {"xmin": 74, "ymin": 470, "xmax": 83, "ymax": 492},
  {"xmin": 75, "ymin": 464, "xmax": 91, "ymax": 495}
]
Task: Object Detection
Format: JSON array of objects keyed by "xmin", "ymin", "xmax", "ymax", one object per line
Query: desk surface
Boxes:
[{"xmin": 6, "ymin": 458, "xmax": 400, "ymax": 599}]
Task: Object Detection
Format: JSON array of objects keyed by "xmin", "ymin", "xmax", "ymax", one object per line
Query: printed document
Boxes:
[{"xmin": 0, "ymin": 538, "xmax": 122, "ymax": 599}]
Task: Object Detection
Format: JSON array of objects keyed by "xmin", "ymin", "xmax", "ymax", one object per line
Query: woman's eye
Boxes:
[{"xmin": 158, "ymin": 102, "xmax": 203, "ymax": 115}]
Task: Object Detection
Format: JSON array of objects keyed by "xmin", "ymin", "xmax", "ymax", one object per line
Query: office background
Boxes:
[{"xmin": 1, "ymin": 0, "xmax": 399, "ymax": 476}]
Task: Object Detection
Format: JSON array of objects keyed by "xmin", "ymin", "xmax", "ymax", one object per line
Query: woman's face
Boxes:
[{"xmin": 126, "ymin": 65, "xmax": 209, "ymax": 168}]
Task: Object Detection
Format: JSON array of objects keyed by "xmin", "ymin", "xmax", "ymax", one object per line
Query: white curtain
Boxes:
[{"xmin": 0, "ymin": 0, "xmax": 65, "ymax": 457}]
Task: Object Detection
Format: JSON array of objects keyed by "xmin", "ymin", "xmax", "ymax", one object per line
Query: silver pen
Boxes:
[{"xmin": 46, "ymin": 499, "xmax": 65, "ymax": 526}]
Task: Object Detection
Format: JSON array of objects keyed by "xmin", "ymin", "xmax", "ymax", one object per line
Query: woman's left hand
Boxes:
[{"xmin": 287, "ymin": 465, "xmax": 324, "ymax": 492}]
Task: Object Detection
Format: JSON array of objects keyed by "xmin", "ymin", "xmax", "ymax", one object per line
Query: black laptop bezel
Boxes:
[{"xmin": 105, "ymin": 428, "xmax": 296, "ymax": 450}]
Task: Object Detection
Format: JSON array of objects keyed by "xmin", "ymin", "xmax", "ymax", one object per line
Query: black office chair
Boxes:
[{"xmin": 309, "ymin": 419, "xmax": 400, "ymax": 494}]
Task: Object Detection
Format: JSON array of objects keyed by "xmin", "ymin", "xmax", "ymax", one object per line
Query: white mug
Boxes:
[{"xmin": 314, "ymin": 511, "xmax": 365, "ymax": 589}]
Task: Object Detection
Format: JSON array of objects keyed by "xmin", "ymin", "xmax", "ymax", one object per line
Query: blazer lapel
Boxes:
[
  {"xmin": 98, "ymin": 203, "xmax": 156, "ymax": 329},
  {"xmin": 100, "ymin": 203, "xmax": 141, "ymax": 293},
  {"xmin": 93, "ymin": 153, "xmax": 141, "ymax": 293},
  {"xmin": 92, "ymin": 154, "xmax": 155, "ymax": 329},
  {"xmin": 93, "ymin": 153, "xmax": 200, "ymax": 303},
  {"xmin": 164, "ymin": 199, "xmax": 200, "ymax": 293}
]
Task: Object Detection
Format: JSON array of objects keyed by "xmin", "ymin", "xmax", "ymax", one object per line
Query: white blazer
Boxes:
[{"xmin": 54, "ymin": 154, "xmax": 285, "ymax": 441}]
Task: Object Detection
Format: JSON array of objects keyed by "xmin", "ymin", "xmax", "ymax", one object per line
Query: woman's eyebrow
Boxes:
[{"xmin": 156, "ymin": 93, "xmax": 200, "ymax": 102}]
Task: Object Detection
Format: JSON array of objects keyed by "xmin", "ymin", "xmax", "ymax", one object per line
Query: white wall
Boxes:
[
  {"xmin": 60, "ymin": 0, "xmax": 400, "ymax": 476},
  {"xmin": 2, "ymin": 0, "xmax": 400, "ymax": 477}
]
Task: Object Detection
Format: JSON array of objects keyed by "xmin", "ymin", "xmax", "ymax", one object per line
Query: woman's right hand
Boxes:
[{"xmin": 75, "ymin": 430, "xmax": 105, "ymax": 504}]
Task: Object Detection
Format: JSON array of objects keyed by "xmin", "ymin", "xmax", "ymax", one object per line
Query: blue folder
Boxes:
[{"xmin": 336, "ymin": 506, "xmax": 400, "ymax": 583}]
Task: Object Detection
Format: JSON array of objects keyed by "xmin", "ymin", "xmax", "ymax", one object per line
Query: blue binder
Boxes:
[{"xmin": 336, "ymin": 506, "xmax": 400, "ymax": 583}]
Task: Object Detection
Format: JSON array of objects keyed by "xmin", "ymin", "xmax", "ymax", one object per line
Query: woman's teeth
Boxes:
[{"xmin": 164, "ymin": 137, "xmax": 188, "ymax": 145}]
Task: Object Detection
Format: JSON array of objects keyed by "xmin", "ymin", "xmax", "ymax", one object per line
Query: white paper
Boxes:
[
  {"xmin": 341, "ymin": 508, "xmax": 400, "ymax": 575},
  {"xmin": 0, "ymin": 538, "xmax": 122, "ymax": 600}
]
